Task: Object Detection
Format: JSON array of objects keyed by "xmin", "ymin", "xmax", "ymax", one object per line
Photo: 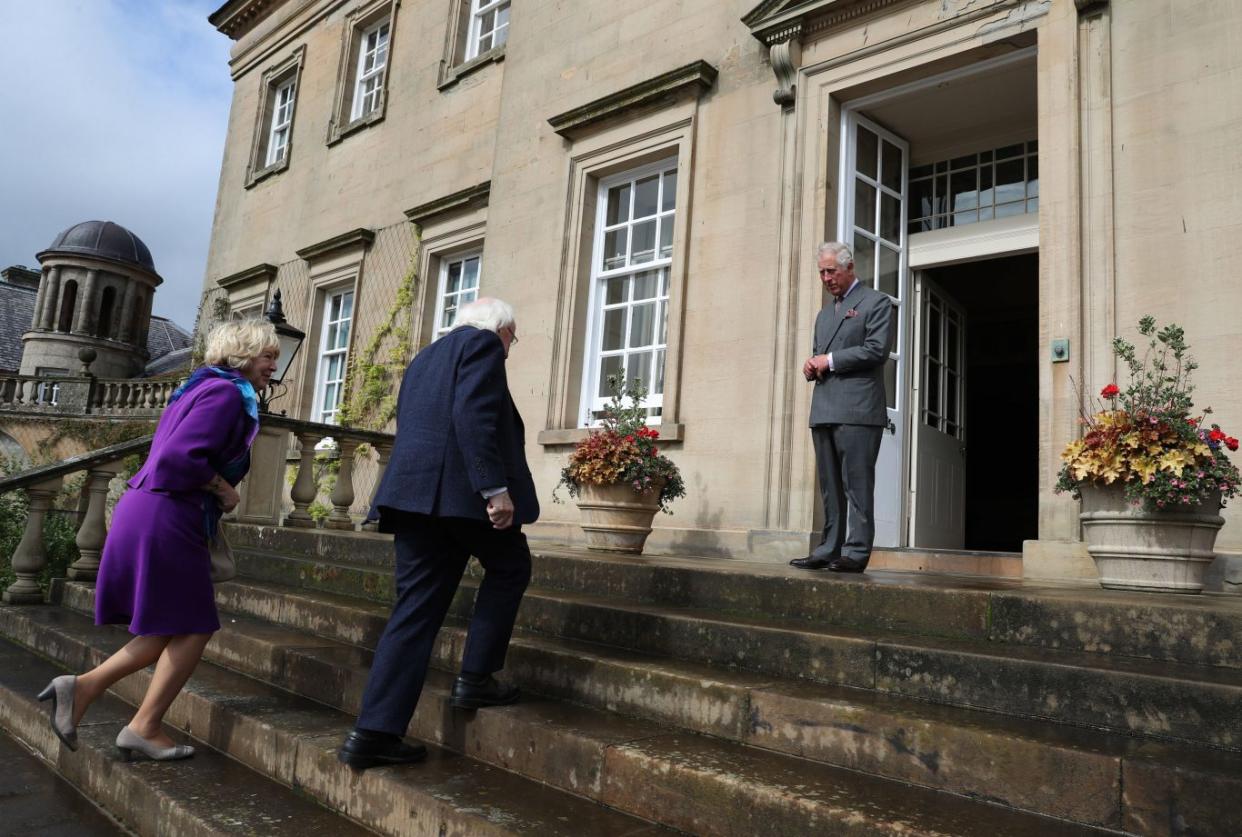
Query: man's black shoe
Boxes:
[
  {"xmin": 337, "ymin": 729, "xmax": 427, "ymax": 770},
  {"xmin": 450, "ymin": 674, "xmax": 520, "ymax": 710},
  {"xmin": 789, "ymin": 555, "xmax": 833, "ymax": 570},
  {"xmin": 828, "ymin": 557, "xmax": 868, "ymax": 573}
]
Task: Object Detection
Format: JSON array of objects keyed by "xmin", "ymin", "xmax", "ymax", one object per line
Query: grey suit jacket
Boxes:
[{"xmin": 809, "ymin": 282, "xmax": 894, "ymax": 427}]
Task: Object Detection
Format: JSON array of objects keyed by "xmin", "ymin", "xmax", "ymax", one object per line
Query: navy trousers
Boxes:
[{"xmin": 355, "ymin": 514, "xmax": 532, "ymax": 736}]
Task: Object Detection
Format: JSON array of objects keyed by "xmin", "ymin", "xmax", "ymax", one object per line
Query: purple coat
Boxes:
[{"xmin": 95, "ymin": 377, "xmax": 253, "ymax": 636}]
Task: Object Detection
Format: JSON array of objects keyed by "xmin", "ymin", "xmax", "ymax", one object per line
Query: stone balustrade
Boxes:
[
  {"xmin": 0, "ymin": 372, "xmax": 184, "ymax": 418},
  {"xmin": 0, "ymin": 414, "xmax": 395, "ymax": 605}
]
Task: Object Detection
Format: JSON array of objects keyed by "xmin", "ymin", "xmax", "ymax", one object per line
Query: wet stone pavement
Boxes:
[{"xmin": 0, "ymin": 728, "xmax": 128, "ymax": 836}]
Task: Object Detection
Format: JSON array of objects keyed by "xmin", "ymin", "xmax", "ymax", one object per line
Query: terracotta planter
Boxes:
[
  {"xmin": 575, "ymin": 480, "xmax": 665, "ymax": 554},
  {"xmin": 1079, "ymin": 484, "xmax": 1224, "ymax": 594}
]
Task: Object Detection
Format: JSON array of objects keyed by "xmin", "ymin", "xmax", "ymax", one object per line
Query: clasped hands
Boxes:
[{"xmin": 803, "ymin": 354, "xmax": 831, "ymax": 381}]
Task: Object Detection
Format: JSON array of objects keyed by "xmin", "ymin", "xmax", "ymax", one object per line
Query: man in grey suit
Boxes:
[{"xmin": 791, "ymin": 241, "xmax": 894, "ymax": 573}]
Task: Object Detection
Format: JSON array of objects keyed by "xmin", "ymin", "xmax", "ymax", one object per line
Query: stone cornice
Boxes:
[
  {"xmin": 1074, "ymin": 0, "xmax": 1109, "ymax": 12},
  {"xmin": 209, "ymin": 0, "xmax": 287, "ymax": 39},
  {"xmin": 743, "ymin": 0, "xmax": 910, "ymax": 45},
  {"xmin": 295, "ymin": 228, "xmax": 376, "ymax": 262},
  {"xmin": 404, "ymin": 182, "xmax": 491, "ymax": 228},
  {"xmin": 216, "ymin": 263, "xmax": 278, "ymax": 290},
  {"xmin": 547, "ymin": 60, "xmax": 718, "ymax": 138}
]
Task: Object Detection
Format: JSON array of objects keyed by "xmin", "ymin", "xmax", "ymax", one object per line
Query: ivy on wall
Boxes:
[{"xmin": 336, "ymin": 227, "xmax": 421, "ymax": 434}]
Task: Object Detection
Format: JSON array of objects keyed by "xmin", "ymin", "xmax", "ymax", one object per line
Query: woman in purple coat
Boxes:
[{"xmin": 37, "ymin": 319, "xmax": 279, "ymax": 761}]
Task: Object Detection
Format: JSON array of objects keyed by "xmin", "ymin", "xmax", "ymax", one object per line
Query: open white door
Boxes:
[
  {"xmin": 838, "ymin": 112, "xmax": 909, "ymax": 548},
  {"xmin": 912, "ymin": 275, "xmax": 967, "ymax": 549}
]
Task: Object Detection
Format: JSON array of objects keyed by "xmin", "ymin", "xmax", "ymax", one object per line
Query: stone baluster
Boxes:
[
  {"xmin": 284, "ymin": 432, "xmax": 322, "ymax": 527},
  {"xmin": 0, "ymin": 377, "xmax": 13, "ymax": 406},
  {"xmin": 2, "ymin": 478, "xmax": 64, "ymax": 604},
  {"xmin": 128, "ymin": 384, "xmax": 141, "ymax": 410},
  {"xmin": 67, "ymin": 468, "xmax": 118, "ymax": 581},
  {"xmin": 361, "ymin": 442, "xmax": 394, "ymax": 532},
  {"xmin": 326, "ymin": 438, "xmax": 359, "ymax": 530}
]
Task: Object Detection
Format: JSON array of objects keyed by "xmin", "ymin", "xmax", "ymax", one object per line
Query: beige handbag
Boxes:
[{"xmin": 208, "ymin": 527, "xmax": 236, "ymax": 583}]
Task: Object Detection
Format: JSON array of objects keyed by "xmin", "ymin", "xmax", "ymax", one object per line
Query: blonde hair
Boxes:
[{"xmin": 203, "ymin": 319, "xmax": 279, "ymax": 369}]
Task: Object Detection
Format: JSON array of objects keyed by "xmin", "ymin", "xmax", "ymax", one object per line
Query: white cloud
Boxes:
[{"xmin": 0, "ymin": 0, "xmax": 233, "ymax": 331}]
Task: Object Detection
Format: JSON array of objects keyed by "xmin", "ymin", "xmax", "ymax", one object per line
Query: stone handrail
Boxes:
[
  {"xmin": 0, "ymin": 414, "xmax": 395, "ymax": 605},
  {"xmin": 0, "ymin": 372, "xmax": 185, "ymax": 418}
]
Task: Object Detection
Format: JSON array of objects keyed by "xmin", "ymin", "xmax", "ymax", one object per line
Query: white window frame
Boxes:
[
  {"xmin": 351, "ymin": 19, "xmax": 390, "ymax": 122},
  {"xmin": 466, "ymin": 0, "xmax": 509, "ymax": 61},
  {"xmin": 265, "ymin": 78, "xmax": 297, "ymax": 167},
  {"xmin": 579, "ymin": 158, "xmax": 678, "ymax": 426},
  {"xmin": 434, "ymin": 251, "xmax": 482, "ymax": 337},
  {"xmin": 312, "ymin": 287, "xmax": 355, "ymax": 425}
]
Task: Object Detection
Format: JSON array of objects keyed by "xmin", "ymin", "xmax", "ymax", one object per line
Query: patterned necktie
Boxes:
[{"xmin": 834, "ymin": 295, "xmax": 844, "ymax": 313}]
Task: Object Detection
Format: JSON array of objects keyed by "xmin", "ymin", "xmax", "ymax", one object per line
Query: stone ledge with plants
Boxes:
[{"xmin": 1056, "ymin": 316, "xmax": 1240, "ymax": 593}]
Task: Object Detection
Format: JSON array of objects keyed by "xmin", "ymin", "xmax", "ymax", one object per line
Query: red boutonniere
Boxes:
[{"xmin": 845, "ymin": 308, "xmax": 859, "ymax": 318}]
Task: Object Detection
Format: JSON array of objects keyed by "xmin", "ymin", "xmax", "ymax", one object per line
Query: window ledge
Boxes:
[
  {"xmin": 438, "ymin": 45, "xmax": 505, "ymax": 91},
  {"xmin": 537, "ymin": 423, "xmax": 685, "ymax": 447},
  {"xmin": 245, "ymin": 157, "xmax": 290, "ymax": 189},
  {"xmin": 327, "ymin": 107, "xmax": 386, "ymax": 146}
]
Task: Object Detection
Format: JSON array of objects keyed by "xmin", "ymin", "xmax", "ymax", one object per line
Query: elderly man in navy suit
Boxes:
[{"xmin": 339, "ymin": 297, "xmax": 538, "ymax": 769}]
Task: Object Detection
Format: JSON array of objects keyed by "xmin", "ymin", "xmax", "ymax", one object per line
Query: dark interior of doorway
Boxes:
[{"xmin": 925, "ymin": 254, "xmax": 1038, "ymax": 552}]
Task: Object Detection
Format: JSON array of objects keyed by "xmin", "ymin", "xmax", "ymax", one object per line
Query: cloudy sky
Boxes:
[{"xmin": 0, "ymin": 0, "xmax": 233, "ymax": 331}]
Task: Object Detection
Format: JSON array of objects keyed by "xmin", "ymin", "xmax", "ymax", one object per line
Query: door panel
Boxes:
[
  {"xmin": 913, "ymin": 276, "xmax": 967, "ymax": 549},
  {"xmin": 839, "ymin": 112, "xmax": 908, "ymax": 547}
]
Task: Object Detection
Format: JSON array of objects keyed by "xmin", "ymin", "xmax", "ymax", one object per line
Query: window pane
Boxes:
[
  {"xmin": 606, "ymin": 276, "xmax": 627, "ymax": 304},
  {"xmin": 599, "ymin": 355, "xmax": 623, "ymax": 397},
  {"xmin": 653, "ymin": 349, "xmax": 666, "ymax": 395},
  {"xmin": 996, "ymin": 143, "xmax": 1024, "ymax": 159},
  {"xmin": 631, "ymin": 219, "xmax": 657, "ymax": 264},
  {"xmin": 626, "ymin": 351, "xmax": 652, "ymax": 391},
  {"xmin": 606, "ymin": 184, "xmax": 631, "ymax": 225},
  {"xmin": 330, "ymin": 294, "xmax": 342, "ymax": 320},
  {"xmin": 630, "ymin": 302, "xmax": 656, "ymax": 348},
  {"xmin": 634, "ymin": 174, "xmax": 659, "ymax": 218},
  {"xmin": 926, "ymin": 306, "xmax": 941, "ymax": 361},
  {"xmin": 853, "ymin": 233, "xmax": 875, "ymax": 287},
  {"xmin": 854, "ymin": 180, "xmax": 876, "ymax": 234},
  {"xmin": 658, "ymin": 216, "xmax": 674, "ymax": 260},
  {"xmin": 909, "ymin": 178, "xmax": 932, "ymax": 221},
  {"xmin": 947, "ymin": 318, "xmax": 960, "ymax": 370},
  {"xmin": 341, "ymin": 292, "xmax": 353, "ymax": 319},
  {"xmin": 951, "ymin": 169, "xmax": 978, "ymax": 213},
  {"xmin": 462, "ymin": 257, "xmax": 480, "ymax": 288},
  {"xmin": 603, "ymin": 229, "xmax": 627, "ymax": 270},
  {"xmin": 633, "ymin": 270, "xmax": 659, "ymax": 300},
  {"xmin": 1027, "ymin": 155, "xmax": 1039, "ymax": 198},
  {"xmin": 910, "ymin": 164, "xmax": 933, "ymax": 179},
  {"xmin": 925, "ymin": 360, "xmax": 940, "ymax": 418},
  {"xmin": 881, "ymin": 141, "xmax": 902, "ymax": 192},
  {"xmin": 658, "ymin": 298, "xmax": 668, "ymax": 344},
  {"xmin": 661, "ymin": 170, "xmax": 677, "ymax": 211},
  {"xmin": 995, "ymin": 159, "xmax": 1024, "ymax": 204},
  {"xmin": 995, "ymin": 200, "xmax": 1025, "ymax": 218},
  {"xmin": 327, "ymin": 323, "xmax": 339, "ymax": 349},
  {"xmin": 880, "ymin": 192, "xmax": 901, "ymax": 243},
  {"xmin": 878, "ymin": 245, "xmax": 899, "ymax": 298},
  {"xmin": 327, "ymin": 354, "xmax": 342, "ymax": 379},
  {"xmin": 602, "ymin": 308, "xmax": 625, "ymax": 350},
  {"xmin": 946, "ymin": 372, "xmax": 959, "ymax": 424},
  {"xmin": 950, "ymin": 153, "xmax": 977, "ymax": 170},
  {"xmin": 856, "ymin": 126, "xmax": 878, "ymax": 179},
  {"xmin": 447, "ymin": 261, "xmax": 462, "ymax": 294}
]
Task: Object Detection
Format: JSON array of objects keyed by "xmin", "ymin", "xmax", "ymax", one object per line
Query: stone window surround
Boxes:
[
  {"xmin": 406, "ymin": 189, "xmax": 489, "ymax": 351},
  {"xmin": 327, "ymin": 0, "xmax": 400, "ymax": 146},
  {"xmin": 437, "ymin": 0, "xmax": 506, "ymax": 90},
  {"xmin": 433, "ymin": 249, "xmax": 483, "ymax": 338},
  {"xmin": 245, "ymin": 45, "xmax": 307, "ymax": 188},
  {"xmin": 216, "ymin": 262, "xmax": 277, "ymax": 317},
  {"xmin": 537, "ymin": 115, "xmax": 702, "ymax": 448}
]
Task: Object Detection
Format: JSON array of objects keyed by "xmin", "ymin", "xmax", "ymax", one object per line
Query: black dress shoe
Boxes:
[
  {"xmin": 789, "ymin": 555, "xmax": 833, "ymax": 570},
  {"xmin": 338, "ymin": 729, "xmax": 427, "ymax": 770},
  {"xmin": 450, "ymin": 674, "xmax": 520, "ymax": 710},
  {"xmin": 827, "ymin": 557, "xmax": 868, "ymax": 573}
]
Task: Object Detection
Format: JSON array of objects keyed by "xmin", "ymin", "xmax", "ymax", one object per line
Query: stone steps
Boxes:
[
  {"xmin": 229, "ymin": 526, "xmax": 1242, "ymax": 670},
  {"xmin": 0, "ymin": 606, "xmax": 669, "ymax": 837},
  {"xmin": 48, "ymin": 583, "xmax": 1115, "ymax": 835},
  {"xmin": 0, "ymin": 725, "xmax": 128, "ymax": 836},
  {"xmin": 64, "ymin": 577, "xmax": 1242, "ymax": 835},
  {"xmin": 0, "ymin": 637, "xmax": 372, "ymax": 837}
]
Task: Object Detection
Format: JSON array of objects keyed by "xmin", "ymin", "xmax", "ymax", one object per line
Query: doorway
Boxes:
[{"xmin": 911, "ymin": 254, "xmax": 1038, "ymax": 552}]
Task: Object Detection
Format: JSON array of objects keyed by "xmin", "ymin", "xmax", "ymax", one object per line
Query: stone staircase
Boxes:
[{"xmin": 2, "ymin": 525, "xmax": 1241, "ymax": 835}]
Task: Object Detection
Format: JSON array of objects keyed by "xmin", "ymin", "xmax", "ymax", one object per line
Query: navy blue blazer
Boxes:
[{"xmin": 371, "ymin": 326, "xmax": 539, "ymax": 529}]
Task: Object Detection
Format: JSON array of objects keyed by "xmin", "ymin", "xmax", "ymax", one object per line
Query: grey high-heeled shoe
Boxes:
[
  {"xmin": 115, "ymin": 726, "xmax": 195, "ymax": 761},
  {"xmin": 36, "ymin": 674, "xmax": 78, "ymax": 751}
]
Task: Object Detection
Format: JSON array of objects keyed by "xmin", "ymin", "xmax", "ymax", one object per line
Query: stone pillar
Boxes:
[
  {"xmin": 326, "ymin": 439, "xmax": 358, "ymax": 530},
  {"xmin": 2, "ymin": 479, "xmax": 63, "ymax": 604},
  {"xmin": 67, "ymin": 468, "xmax": 118, "ymax": 581},
  {"xmin": 73, "ymin": 269, "xmax": 100, "ymax": 335},
  {"xmin": 31, "ymin": 266, "xmax": 51, "ymax": 329},
  {"xmin": 118, "ymin": 280, "xmax": 138, "ymax": 343},
  {"xmin": 236, "ymin": 425, "xmax": 290, "ymax": 525},
  {"xmin": 137, "ymin": 289, "xmax": 154, "ymax": 348},
  {"xmin": 285, "ymin": 432, "xmax": 322, "ymax": 527},
  {"xmin": 38, "ymin": 267, "xmax": 62, "ymax": 330}
]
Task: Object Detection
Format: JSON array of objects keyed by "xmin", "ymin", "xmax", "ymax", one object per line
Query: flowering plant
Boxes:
[
  {"xmin": 1056, "ymin": 316, "xmax": 1240, "ymax": 510},
  {"xmin": 555, "ymin": 377, "xmax": 686, "ymax": 513}
]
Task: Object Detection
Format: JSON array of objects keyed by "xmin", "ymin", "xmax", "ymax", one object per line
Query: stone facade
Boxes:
[{"xmin": 201, "ymin": 0, "xmax": 1242, "ymax": 571}]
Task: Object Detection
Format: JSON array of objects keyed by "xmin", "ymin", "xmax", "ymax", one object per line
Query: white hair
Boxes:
[
  {"xmin": 453, "ymin": 297, "xmax": 516, "ymax": 334},
  {"xmin": 203, "ymin": 318, "xmax": 279, "ymax": 369},
  {"xmin": 817, "ymin": 241, "xmax": 853, "ymax": 265}
]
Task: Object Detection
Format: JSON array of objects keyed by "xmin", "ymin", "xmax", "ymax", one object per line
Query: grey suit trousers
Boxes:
[{"xmin": 811, "ymin": 423, "xmax": 884, "ymax": 563}]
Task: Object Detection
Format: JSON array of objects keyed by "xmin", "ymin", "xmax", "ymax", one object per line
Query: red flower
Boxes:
[
  {"xmin": 652, "ymin": 447, "xmax": 659, "ymax": 456},
  {"xmin": 1210, "ymin": 429, "xmax": 1226, "ymax": 442},
  {"xmin": 1228, "ymin": 437, "xmax": 1239, "ymax": 452},
  {"xmin": 1100, "ymin": 384, "xmax": 1120, "ymax": 399},
  {"xmin": 1189, "ymin": 417, "xmax": 1199, "ymax": 426}
]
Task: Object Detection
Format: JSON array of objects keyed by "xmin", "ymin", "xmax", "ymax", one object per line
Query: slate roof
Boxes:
[{"xmin": 0, "ymin": 278, "xmax": 192, "ymax": 374}]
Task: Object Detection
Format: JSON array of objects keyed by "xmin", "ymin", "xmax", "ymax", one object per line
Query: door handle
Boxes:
[{"xmin": 887, "ymin": 419, "xmax": 897, "ymax": 435}]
